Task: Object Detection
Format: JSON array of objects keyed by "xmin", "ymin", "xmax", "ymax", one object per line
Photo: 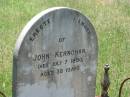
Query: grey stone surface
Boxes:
[{"xmin": 13, "ymin": 7, "xmax": 98, "ymax": 97}]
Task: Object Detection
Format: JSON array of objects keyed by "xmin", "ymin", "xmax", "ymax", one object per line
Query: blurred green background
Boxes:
[{"xmin": 0, "ymin": 0, "xmax": 130, "ymax": 97}]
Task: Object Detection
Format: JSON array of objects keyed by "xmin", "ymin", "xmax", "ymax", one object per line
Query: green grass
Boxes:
[{"xmin": 0, "ymin": 0, "xmax": 130, "ymax": 97}]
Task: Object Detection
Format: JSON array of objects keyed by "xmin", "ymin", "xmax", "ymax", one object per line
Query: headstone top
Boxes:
[
  {"xmin": 13, "ymin": 7, "xmax": 98, "ymax": 97},
  {"xmin": 14, "ymin": 7, "xmax": 97, "ymax": 56}
]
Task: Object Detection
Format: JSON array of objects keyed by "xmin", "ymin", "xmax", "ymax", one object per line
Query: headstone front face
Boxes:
[{"xmin": 13, "ymin": 7, "xmax": 98, "ymax": 97}]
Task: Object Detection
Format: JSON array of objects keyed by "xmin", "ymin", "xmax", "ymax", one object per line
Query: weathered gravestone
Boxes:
[{"xmin": 13, "ymin": 7, "xmax": 98, "ymax": 97}]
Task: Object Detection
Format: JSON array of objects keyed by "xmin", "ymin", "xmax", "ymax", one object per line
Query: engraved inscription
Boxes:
[
  {"xmin": 29, "ymin": 18, "xmax": 50, "ymax": 41},
  {"xmin": 33, "ymin": 53, "xmax": 49, "ymax": 61},
  {"xmin": 55, "ymin": 49, "xmax": 86, "ymax": 58},
  {"xmin": 32, "ymin": 48, "xmax": 87, "ymax": 78},
  {"xmin": 58, "ymin": 37, "xmax": 66, "ymax": 42}
]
